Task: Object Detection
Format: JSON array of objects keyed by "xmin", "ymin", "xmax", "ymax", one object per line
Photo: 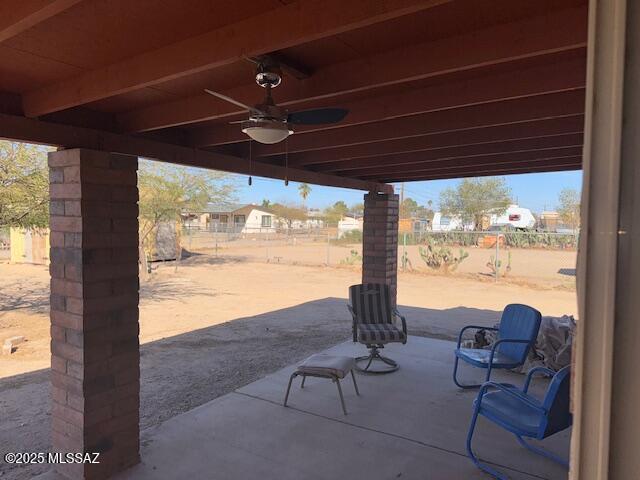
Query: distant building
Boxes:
[
  {"xmin": 9, "ymin": 227, "xmax": 50, "ymax": 265},
  {"xmin": 290, "ymin": 208, "xmax": 325, "ymax": 229},
  {"xmin": 183, "ymin": 203, "xmax": 277, "ymax": 233},
  {"xmin": 539, "ymin": 211, "xmax": 559, "ymax": 231},
  {"xmin": 338, "ymin": 216, "xmax": 363, "ymax": 237},
  {"xmin": 304, "ymin": 208, "xmax": 325, "ymax": 229},
  {"xmin": 431, "ymin": 213, "xmax": 473, "ymax": 231},
  {"xmin": 539, "ymin": 211, "xmax": 577, "ymax": 233},
  {"xmin": 399, "ymin": 218, "xmax": 431, "ymax": 234}
]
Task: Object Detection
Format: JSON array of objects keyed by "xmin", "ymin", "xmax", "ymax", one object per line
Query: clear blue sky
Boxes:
[{"xmin": 233, "ymin": 170, "xmax": 583, "ymax": 214}]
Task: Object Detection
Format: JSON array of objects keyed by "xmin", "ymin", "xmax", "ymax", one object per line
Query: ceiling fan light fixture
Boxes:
[{"xmin": 241, "ymin": 120, "xmax": 293, "ymax": 144}]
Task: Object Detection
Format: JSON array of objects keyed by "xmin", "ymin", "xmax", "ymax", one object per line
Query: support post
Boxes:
[
  {"xmin": 362, "ymin": 192, "xmax": 399, "ymax": 306},
  {"xmin": 571, "ymin": 0, "xmax": 640, "ymax": 478},
  {"xmin": 49, "ymin": 149, "xmax": 140, "ymax": 479}
]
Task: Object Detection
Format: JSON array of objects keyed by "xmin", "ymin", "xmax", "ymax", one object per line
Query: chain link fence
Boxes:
[
  {"xmin": 398, "ymin": 230, "xmax": 578, "ymax": 286},
  {"xmin": 181, "ymin": 225, "xmax": 364, "ymax": 267},
  {"xmin": 178, "ymin": 226, "xmax": 577, "ymax": 288}
]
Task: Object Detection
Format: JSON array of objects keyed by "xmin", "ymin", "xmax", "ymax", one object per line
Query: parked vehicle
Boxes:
[
  {"xmin": 431, "ymin": 212, "xmax": 474, "ymax": 232},
  {"xmin": 489, "ymin": 205, "xmax": 536, "ymax": 230}
]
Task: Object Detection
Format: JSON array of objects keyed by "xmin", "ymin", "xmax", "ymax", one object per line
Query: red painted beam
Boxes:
[
  {"xmin": 230, "ymin": 90, "xmax": 585, "ymax": 158},
  {"xmin": 0, "ymin": 0, "xmax": 82, "ymax": 43},
  {"xmin": 375, "ymin": 161, "xmax": 582, "ymax": 183},
  {"xmin": 275, "ymin": 117, "xmax": 584, "ymax": 167},
  {"xmin": 22, "ymin": 0, "xmax": 449, "ymax": 117},
  {"xmin": 117, "ymin": 5, "xmax": 587, "ymax": 132},
  {"xmin": 191, "ymin": 56, "xmax": 586, "ymax": 147},
  {"xmin": 0, "ymin": 113, "xmax": 390, "ymax": 193},
  {"xmin": 315, "ymin": 138, "xmax": 583, "ymax": 174},
  {"xmin": 352, "ymin": 147, "xmax": 583, "ymax": 178}
]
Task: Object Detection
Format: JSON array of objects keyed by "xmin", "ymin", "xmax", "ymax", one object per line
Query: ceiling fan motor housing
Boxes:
[{"xmin": 255, "ymin": 61, "xmax": 283, "ymax": 88}]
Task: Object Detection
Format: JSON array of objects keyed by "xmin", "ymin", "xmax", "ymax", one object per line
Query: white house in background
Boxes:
[
  {"xmin": 489, "ymin": 204, "xmax": 536, "ymax": 230},
  {"xmin": 431, "ymin": 212, "xmax": 472, "ymax": 231},
  {"xmin": 338, "ymin": 216, "xmax": 363, "ymax": 237},
  {"xmin": 305, "ymin": 208, "xmax": 325, "ymax": 228},
  {"xmin": 290, "ymin": 208, "xmax": 325, "ymax": 229},
  {"xmin": 183, "ymin": 203, "xmax": 277, "ymax": 233}
]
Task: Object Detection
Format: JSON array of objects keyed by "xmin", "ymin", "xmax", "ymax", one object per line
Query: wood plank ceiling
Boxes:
[{"xmin": 0, "ymin": 0, "xmax": 587, "ymax": 189}]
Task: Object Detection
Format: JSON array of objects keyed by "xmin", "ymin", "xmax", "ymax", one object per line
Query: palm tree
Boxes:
[{"xmin": 298, "ymin": 183, "xmax": 311, "ymax": 208}]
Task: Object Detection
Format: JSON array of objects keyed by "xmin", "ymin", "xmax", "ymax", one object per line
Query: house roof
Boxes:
[
  {"xmin": 202, "ymin": 203, "xmax": 275, "ymax": 215},
  {"xmin": 203, "ymin": 202, "xmax": 248, "ymax": 213}
]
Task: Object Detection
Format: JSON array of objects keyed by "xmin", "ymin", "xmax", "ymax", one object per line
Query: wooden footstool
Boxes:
[{"xmin": 283, "ymin": 354, "xmax": 360, "ymax": 415}]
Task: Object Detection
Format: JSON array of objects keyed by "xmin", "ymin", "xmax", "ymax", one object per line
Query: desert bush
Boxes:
[
  {"xmin": 487, "ymin": 251, "xmax": 512, "ymax": 277},
  {"xmin": 340, "ymin": 249, "xmax": 362, "ymax": 265},
  {"xmin": 331, "ymin": 229, "xmax": 363, "ymax": 245},
  {"xmin": 418, "ymin": 240, "xmax": 469, "ymax": 273},
  {"xmin": 414, "ymin": 231, "xmax": 578, "ymax": 250}
]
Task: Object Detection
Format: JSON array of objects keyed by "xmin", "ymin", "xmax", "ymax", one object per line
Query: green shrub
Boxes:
[{"xmin": 331, "ymin": 229, "xmax": 363, "ymax": 245}]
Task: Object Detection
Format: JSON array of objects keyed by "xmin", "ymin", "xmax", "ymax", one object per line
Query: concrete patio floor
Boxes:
[
  {"xmin": 110, "ymin": 336, "xmax": 570, "ymax": 480},
  {"xmin": 38, "ymin": 336, "xmax": 570, "ymax": 480}
]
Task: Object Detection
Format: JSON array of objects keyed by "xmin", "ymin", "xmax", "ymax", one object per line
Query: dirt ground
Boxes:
[
  {"xmin": 196, "ymin": 238, "xmax": 577, "ymax": 289},
  {"xmin": 0, "ymin": 254, "xmax": 577, "ymax": 480}
]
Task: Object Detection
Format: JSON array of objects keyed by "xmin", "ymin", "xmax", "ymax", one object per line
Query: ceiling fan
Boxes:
[{"xmin": 204, "ymin": 59, "xmax": 348, "ymax": 144}]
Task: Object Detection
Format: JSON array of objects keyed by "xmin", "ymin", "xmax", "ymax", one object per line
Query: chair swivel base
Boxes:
[{"xmin": 355, "ymin": 346, "xmax": 399, "ymax": 374}]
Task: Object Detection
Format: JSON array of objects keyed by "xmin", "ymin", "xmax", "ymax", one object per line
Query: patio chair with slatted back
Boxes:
[
  {"xmin": 466, "ymin": 365, "xmax": 572, "ymax": 479},
  {"xmin": 453, "ymin": 303, "xmax": 542, "ymax": 388},
  {"xmin": 348, "ymin": 283, "xmax": 407, "ymax": 374}
]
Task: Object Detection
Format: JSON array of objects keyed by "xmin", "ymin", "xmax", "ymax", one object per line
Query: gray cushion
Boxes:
[
  {"xmin": 297, "ymin": 354, "xmax": 355, "ymax": 378},
  {"xmin": 358, "ymin": 323, "xmax": 406, "ymax": 344}
]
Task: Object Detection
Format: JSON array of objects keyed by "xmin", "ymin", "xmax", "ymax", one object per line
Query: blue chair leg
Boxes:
[
  {"xmin": 515, "ymin": 435, "xmax": 569, "ymax": 468},
  {"xmin": 466, "ymin": 408, "xmax": 508, "ymax": 480},
  {"xmin": 453, "ymin": 356, "xmax": 491, "ymax": 389}
]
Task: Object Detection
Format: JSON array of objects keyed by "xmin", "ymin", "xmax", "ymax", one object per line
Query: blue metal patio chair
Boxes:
[
  {"xmin": 466, "ymin": 366, "xmax": 572, "ymax": 479},
  {"xmin": 453, "ymin": 304, "xmax": 541, "ymax": 388}
]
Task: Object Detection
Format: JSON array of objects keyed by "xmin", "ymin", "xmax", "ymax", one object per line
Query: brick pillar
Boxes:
[
  {"xmin": 362, "ymin": 192, "xmax": 399, "ymax": 306},
  {"xmin": 49, "ymin": 149, "xmax": 140, "ymax": 479}
]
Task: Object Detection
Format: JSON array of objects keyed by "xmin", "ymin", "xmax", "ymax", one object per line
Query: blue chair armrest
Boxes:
[
  {"xmin": 488, "ymin": 338, "xmax": 532, "ymax": 365},
  {"xmin": 523, "ymin": 366, "xmax": 556, "ymax": 393},
  {"xmin": 392, "ymin": 308, "xmax": 408, "ymax": 343},
  {"xmin": 456, "ymin": 325, "xmax": 499, "ymax": 348},
  {"xmin": 476, "ymin": 381, "xmax": 546, "ymax": 414}
]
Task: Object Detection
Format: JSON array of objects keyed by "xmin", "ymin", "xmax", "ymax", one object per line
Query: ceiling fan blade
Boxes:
[
  {"xmin": 287, "ymin": 108, "xmax": 348, "ymax": 125},
  {"xmin": 204, "ymin": 89, "xmax": 265, "ymax": 116}
]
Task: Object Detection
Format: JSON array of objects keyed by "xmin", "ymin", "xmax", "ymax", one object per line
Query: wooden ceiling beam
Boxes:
[
  {"xmin": 353, "ymin": 148, "xmax": 582, "ymax": 178},
  {"xmin": 0, "ymin": 113, "xmax": 389, "ymax": 193},
  {"xmin": 0, "ymin": 0, "xmax": 82, "ymax": 43},
  {"xmin": 117, "ymin": 5, "xmax": 587, "ymax": 133},
  {"xmin": 269, "ymin": 117, "xmax": 584, "ymax": 167},
  {"xmin": 375, "ymin": 161, "xmax": 583, "ymax": 183},
  {"xmin": 191, "ymin": 56, "xmax": 587, "ymax": 147},
  {"xmin": 21, "ymin": 0, "xmax": 449, "ymax": 117},
  {"xmin": 249, "ymin": 53, "xmax": 313, "ymax": 80},
  {"xmin": 312, "ymin": 134, "xmax": 583, "ymax": 173},
  {"xmin": 231, "ymin": 90, "xmax": 586, "ymax": 158}
]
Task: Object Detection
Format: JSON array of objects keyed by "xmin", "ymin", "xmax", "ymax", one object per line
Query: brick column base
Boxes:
[
  {"xmin": 49, "ymin": 149, "xmax": 140, "ymax": 479},
  {"xmin": 362, "ymin": 192, "xmax": 399, "ymax": 306}
]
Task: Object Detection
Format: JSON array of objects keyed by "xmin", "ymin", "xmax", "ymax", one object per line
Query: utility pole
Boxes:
[{"xmin": 400, "ymin": 182, "xmax": 405, "ymax": 218}]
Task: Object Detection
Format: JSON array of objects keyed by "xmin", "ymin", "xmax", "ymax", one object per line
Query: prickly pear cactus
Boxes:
[{"xmin": 418, "ymin": 239, "xmax": 469, "ymax": 273}]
